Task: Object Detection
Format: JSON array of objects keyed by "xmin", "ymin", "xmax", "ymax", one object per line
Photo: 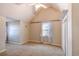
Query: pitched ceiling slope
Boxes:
[
  {"xmin": 0, "ymin": 3, "xmax": 68, "ymax": 22},
  {"xmin": 30, "ymin": 3, "xmax": 69, "ymax": 22},
  {"xmin": 31, "ymin": 7, "xmax": 61, "ymax": 22}
]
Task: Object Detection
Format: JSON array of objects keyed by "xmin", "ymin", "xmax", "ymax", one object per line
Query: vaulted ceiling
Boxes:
[{"xmin": 0, "ymin": 3, "xmax": 69, "ymax": 22}]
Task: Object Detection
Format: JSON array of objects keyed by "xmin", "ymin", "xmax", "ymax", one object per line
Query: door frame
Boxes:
[{"xmin": 62, "ymin": 4, "xmax": 72, "ymax": 56}]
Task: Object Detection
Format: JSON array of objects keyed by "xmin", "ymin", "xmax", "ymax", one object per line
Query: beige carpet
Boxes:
[{"xmin": 1, "ymin": 43, "xmax": 64, "ymax": 56}]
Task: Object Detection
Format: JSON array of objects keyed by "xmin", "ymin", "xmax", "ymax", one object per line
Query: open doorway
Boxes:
[{"xmin": 6, "ymin": 20, "xmax": 20, "ymax": 44}]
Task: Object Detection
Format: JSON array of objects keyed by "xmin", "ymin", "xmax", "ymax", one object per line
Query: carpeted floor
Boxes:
[{"xmin": 1, "ymin": 43, "xmax": 64, "ymax": 56}]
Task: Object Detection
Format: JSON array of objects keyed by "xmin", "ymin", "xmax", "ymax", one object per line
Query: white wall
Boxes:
[
  {"xmin": 20, "ymin": 21, "xmax": 30, "ymax": 44},
  {"xmin": 0, "ymin": 3, "xmax": 34, "ymax": 22},
  {"xmin": 0, "ymin": 16, "xmax": 6, "ymax": 53},
  {"xmin": 30, "ymin": 7, "xmax": 62, "ymax": 46}
]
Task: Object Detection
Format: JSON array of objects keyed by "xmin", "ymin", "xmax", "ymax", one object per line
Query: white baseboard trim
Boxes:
[
  {"xmin": 0, "ymin": 49, "xmax": 6, "ymax": 54},
  {"xmin": 28, "ymin": 40, "xmax": 41, "ymax": 43},
  {"xmin": 8, "ymin": 41, "xmax": 24, "ymax": 45},
  {"xmin": 28, "ymin": 40, "xmax": 61, "ymax": 47}
]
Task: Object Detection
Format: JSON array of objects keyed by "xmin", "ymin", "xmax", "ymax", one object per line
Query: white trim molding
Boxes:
[
  {"xmin": 61, "ymin": 4, "xmax": 72, "ymax": 56},
  {"xmin": 67, "ymin": 3, "xmax": 72, "ymax": 56}
]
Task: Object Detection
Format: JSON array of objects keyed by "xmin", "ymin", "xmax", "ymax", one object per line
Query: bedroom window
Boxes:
[{"xmin": 42, "ymin": 22, "xmax": 51, "ymax": 37}]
